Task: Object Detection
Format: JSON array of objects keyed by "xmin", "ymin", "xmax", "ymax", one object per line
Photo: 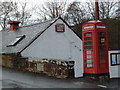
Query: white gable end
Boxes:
[{"xmin": 21, "ymin": 18, "xmax": 83, "ymax": 77}]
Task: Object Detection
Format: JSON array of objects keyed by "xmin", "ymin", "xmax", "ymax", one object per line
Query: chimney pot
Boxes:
[{"xmin": 8, "ymin": 21, "xmax": 21, "ymax": 31}]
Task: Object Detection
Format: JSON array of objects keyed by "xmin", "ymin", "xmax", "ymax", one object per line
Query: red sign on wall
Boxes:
[{"xmin": 55, "ymin": 24, "xmax": 65, "ymax": 32}]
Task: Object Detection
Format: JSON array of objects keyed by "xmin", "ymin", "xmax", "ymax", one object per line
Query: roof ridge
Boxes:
[
  {"xmin": 0, "ymin": 18, "xmax": 55, "ymax": 32},
  {"xmin": 19, "ymin": 19, "xmax": 54, "ymax": 28}
]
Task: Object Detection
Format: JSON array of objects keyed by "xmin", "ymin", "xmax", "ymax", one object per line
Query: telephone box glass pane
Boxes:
[
  {"xmin": 100, "ymin": 54, "xmax": 105, "ymax": 59},
  {"xmin": 100, "ymin": 46, "xmax": 105, "ymax": 50},
  {"xmin": 86, "ymin": 50, "xmax": 92, "ymax": 54},
  {"xmin": 100, "ymin": 50, "xmax": 105, "ymax": 54},
  {"xmin": 85, "ymin": 33, "xmax": 92, "ymax": 36},
  {"xmin": 86, "ymin": 64, "xmax": 93, "ymax": 67},
  {"xmin": 99, "ymin": 32, "xmax": 105, "ymax": 37},
  {"xmin": 85, "ymin": 46, "xmax": 92, "ymax": 49},
  {"xmin": 86, "ymin": 55, "xmax": 92, "ymax": 59},
  {"xmin": 84, "ymin": 42, "xmax": 92, "ymax": 45},
  {"xmin": 100, "ymin": 37, "xmax": 105, "ymax": 44},
  {"xmin": 85, "ymin": 37, "xmax": 92, "ymax": 40},
  {"xmin": 86, "ymin": 60, "xmax": 92, "ymax": 63}
]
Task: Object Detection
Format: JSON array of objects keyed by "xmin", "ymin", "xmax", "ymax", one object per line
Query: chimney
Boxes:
[
  {"xmin": 95, "ymin": 0, "xmax": 99, "ymax": 20},
  {"xmin": 8, "ymin": 21, "xmax": 21, "ymax": 31}
]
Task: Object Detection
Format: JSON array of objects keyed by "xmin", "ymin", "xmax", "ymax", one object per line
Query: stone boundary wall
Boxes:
[{"xmin": 0, "ymin": 54, "xmax": 75, "ymax": 78}]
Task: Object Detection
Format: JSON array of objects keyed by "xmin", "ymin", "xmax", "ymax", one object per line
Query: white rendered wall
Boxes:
[
  {"xmin": 21, "ymin": 19, "xmax": 83, "ymax": 77},
  {"xmin": 109, "ymin": 50, "xmax": 120, "ymax": 78}
]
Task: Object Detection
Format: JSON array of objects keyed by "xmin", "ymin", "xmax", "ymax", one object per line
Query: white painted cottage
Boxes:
[
  {"xmin": 20, "ymin": 17, "xmax": 83, "ymax": 77},
  {"xmin": 0, "ymin": 17, "xmax": 83, "ymax": 78}
]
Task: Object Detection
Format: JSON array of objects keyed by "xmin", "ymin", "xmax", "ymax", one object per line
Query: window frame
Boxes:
[
  {"xmin": 111, "ymin": 53, "xmax": 120, "ymax": 66},
  {"xmin": 98, "ymin": 32, "xmax": 106, "ymax": 45},
  {"xmin": 7, "ymin": 35, "xmax": 25, "ymax": 47},
  {"xmin": 84, "ymin": 32, "xmax": 92, "ymax": 37},
  {"xmin": 55, "ymin": 24, "xmax": 65, "ymax": 32},
  {"xmin": 83, "ymin": 32, "xmax": 93, "ymax": 68}
]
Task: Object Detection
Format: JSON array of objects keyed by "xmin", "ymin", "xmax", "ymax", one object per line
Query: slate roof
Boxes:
[
  {"xmin": 0, "ymin": 19, "xmax": 54, "ymax": 54},
  {"xmin": 0, "ymin": 17, "xmax": 81, "ymax": 54}
]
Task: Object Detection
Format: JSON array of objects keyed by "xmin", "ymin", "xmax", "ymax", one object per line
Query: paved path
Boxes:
[{"xmin": 1, "ymin": 66, "xmax": 119, "ymax": 88}]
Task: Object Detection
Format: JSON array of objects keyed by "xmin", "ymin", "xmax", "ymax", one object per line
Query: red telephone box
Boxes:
[{"xmin": 82, "ymin": 21, "xmax": 109, "ymax": 77}]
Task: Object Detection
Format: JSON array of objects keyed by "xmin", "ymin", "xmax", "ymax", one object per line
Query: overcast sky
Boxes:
[
  {"xmin": 1, "ymin": 0, "xmax": 119, "ymax": 2},
  {"xmin": 0, "ymin": 0, "xmax": 118, "ymax": 11},
  {"xmin": 0, "ymin": 0, "xmax": 118, "ymax": 30}
]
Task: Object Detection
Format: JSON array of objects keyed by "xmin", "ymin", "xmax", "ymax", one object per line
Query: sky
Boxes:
[
  {"xmin": 1, "ymin": 0, "xmax": 119, "ymax": 11},
  {"xmin": 1, "ymin": 0, "xmax": 119, "ymax": 2},
  {"xmin": 0, "ymin": 0, "xmax": 119, "ymax": 30}
]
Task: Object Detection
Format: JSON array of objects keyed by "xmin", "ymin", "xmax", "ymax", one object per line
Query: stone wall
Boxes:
[{"xmin": 0, "ymin": 54, "xmax": 75, "ymax": 78}]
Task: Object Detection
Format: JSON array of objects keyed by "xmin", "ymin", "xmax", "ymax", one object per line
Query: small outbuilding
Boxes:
[{"xmin": 108, "ymin": 48, "xmax": 120, "ymax": 78}]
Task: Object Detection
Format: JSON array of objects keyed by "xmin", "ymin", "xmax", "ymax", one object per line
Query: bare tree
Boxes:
[
  {"xmin": 85, "ymin": 1, "xmax": 118, "ymax": 20},
  {"xmin": 0, "ymin": 1, "xmax": 17, "ymax": 30},
  {"xmin": 64, "ymin": 2, "xmax": 88, "ymax": 25},
  {"xmin": 86, "ymin": 2, "xmax": 95, "ymax": 20},
  {"xmin": 99, "ymin": 1, "xmax": 118, "ymax": 19},
  {"xmin": 36, "ymin": 0, "xmax": 67, "ymax": 21},
  {"xmin": 115, "ymin": 1, "xmax": 120, "ymax": 19},
  {"xmin": 65, "ymin": 0, "xmax": 118, "ymax": 25},
  {"xmin": 0, "ymin": 1, "xmax": 35, "ymax": 30},
  {"xmin": 10, "ymin": 1, "xmax": 34, "ymax": 25}
]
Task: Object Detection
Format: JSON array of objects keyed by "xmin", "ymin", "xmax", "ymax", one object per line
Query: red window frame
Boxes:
[
  {"xmin": 98, "ymin": 32, "xmax": 107, "ymax": 68},
  {"xmin": 55, "ymin": 24, "xmax": 65, "ymax": 32},
  {"xmin": 83, "ymin": 32, "xmax": 93, "ymax": 68}
]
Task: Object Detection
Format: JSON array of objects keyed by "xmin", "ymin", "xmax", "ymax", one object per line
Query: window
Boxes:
[
  {"xmin": 7, "ymin": 35, "xmax": 25, "ymax": 47},
  {"xmin": 117, "ymin": 54, "xmax": 120, "ymax": 64},
  {"xmin": 55, "ymin": 24, "xmax": 65, "ymax": 32},
  {"xmin": 100, "ymin": 50, "xmax": 105, "ymax": 54},
  {"xmin": 84, "ymin": 32, "xmax": 93, "ymax": 68},
  {"xmin": 86, "ymin": 60, "xmax": 92, "ymax": 63},
  {"xmin": 99, "ymin": 46, "xmax": 105, "ymax": 50},
  {"xmin": 99, "ymin": 32, "xmax": 105, "ymax": 37},
  {"xmin": 100, "ymin": 54, "xmax": 105, "ymax": 59},
  {"xmin": 111, "ymin": 53, "xmax": 120, "ymax": 66},
  {"xmin": 86, "ymin": 64, "xmax": 93, "ymax": 68},
  {"xmin": 86, "ymin": 55, "xmax": 92, "ymax": 59},
  {"xmin": 84, "ymin": 42, "xmax": 92, "ymax": 45},
  {"xmin": 85, "ymin": 37, "xmax": 92, "ymax": 40},
  {"xmin": 100, "ymin": 37, "xmax": 105, "ymax": 44},
  {"xmin": 98, "ymin": 32, "xmax": 106, "ymax": 45},
  {"xmin": 84, "ymin": 32, "xmax": 92, "ymax": 40},
  {"xmin": 84, "ymin": 32, "xmax": 92, "ymax": 36},
  {"xmin": 86, "ymin": 50, "xmax": 92, "ymax": 54},
  {"xmin": 85, "ymin": 46, "xmax": 92, "ymax": 49}
]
